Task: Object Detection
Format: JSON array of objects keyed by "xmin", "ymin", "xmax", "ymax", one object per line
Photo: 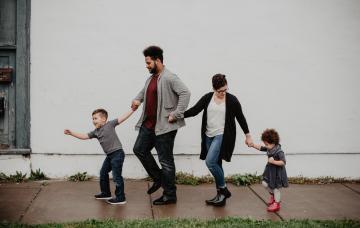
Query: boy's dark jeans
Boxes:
[
  {"xmin": 133, "ymin": 126, "xmax": 177, "ymax": 199},
  {"xmin": 100, "ymin": 149, "xmax": 125, "ymax": 201}
]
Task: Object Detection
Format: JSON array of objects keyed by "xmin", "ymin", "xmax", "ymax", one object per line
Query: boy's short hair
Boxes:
[
  {"xmin": 92, "ymin": 108, "xmax": 108, "ymax": 119},
  {"xmin": 261, "ymin": 128, "xmax": 280, "ymax": 145},
  {"xmin": 143, "ymin": 45, "xmax": 164, "ymax": 63},
  {"xmin": 212, "ymin": 74, "xmax": 227, "ymax": 90}
]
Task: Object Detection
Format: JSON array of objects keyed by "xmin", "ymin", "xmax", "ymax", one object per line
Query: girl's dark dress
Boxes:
[{"xmin": 260, "ymin": 144, "xmax": 289, "ymax": 189}]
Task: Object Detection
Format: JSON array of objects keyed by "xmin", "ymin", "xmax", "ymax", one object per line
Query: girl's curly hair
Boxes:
[{"xmin": 261, "ymin": 128, "xmax": 280, "ymax": 145}]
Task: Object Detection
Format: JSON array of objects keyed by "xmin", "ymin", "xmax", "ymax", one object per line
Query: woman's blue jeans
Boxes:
[{"xmin": 205, "ymin": 134, "xmax": 225, "ymax": 188}]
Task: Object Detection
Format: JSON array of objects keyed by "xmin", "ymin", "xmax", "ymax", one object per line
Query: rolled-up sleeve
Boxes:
[
  {"xmin": 87, "ymin": 130, "xmax": 96, "ymax": 139},
  {"xmin": 134, "ymin": 87, "xmax": 145, "ymax": 103}
]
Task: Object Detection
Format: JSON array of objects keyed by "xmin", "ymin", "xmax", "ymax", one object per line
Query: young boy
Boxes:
[
  {"xmin": 250, "ymin": 128, "xmax": 288, "ymax": 212},
  {"xmin": 64, "ymin": 108, "xmax": 134, "ymax": 205}
]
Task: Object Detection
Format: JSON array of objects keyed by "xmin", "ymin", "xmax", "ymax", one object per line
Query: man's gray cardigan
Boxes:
[{"xmin": 134, "ymin": 67, "xmax": 191, "ymax": 135}]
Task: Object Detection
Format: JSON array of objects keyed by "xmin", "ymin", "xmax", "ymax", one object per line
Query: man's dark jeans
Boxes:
[
  {"xmin": 133, "ymin": 126, "xmax": 177, "ymax": 199},
  {"xmin": 100, "ymin": 149, "xmax": 125, "ymax": 201}
]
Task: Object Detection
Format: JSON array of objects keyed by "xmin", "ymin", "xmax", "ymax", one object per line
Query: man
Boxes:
[{"xmin": 132, "ymin": 46, "xmax": 190, "ymax": 205}]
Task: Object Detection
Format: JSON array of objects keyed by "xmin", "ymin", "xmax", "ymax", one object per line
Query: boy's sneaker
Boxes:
[
  {"xmin": 94, "ymin": 193, "xmax": 112, "ymax": 200},
  {"xmin": 107, "ymin": 198, "xmax": 127, "ymax": 205}
]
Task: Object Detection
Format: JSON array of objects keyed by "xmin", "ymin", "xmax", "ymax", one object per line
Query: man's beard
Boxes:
[{"xmin": 149, "ymin": 64, "xmax": 158, "ymax": 74}]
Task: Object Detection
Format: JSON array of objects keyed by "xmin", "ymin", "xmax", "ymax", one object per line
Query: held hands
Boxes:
[
  {"xmin": 247, "ymin": 142, "xmax": 254, "ymax": 147},
  {"xmin": 245, "ymin": 135, "xmax": 254, "ymax": 147},
  {"xmin": 131, "ymin": 100, "xmax": 141, "ymax": 111}
]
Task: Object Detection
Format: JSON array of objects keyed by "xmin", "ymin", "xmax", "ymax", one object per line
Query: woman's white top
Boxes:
[{"xmin": 206, "ymin": 95, "xmax": 226, "ymax": 137}]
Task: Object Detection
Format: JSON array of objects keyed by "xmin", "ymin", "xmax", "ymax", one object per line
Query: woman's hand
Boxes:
[{"xmin": 245, "ymin": 134, "xmax": 253, "ymax": 147}]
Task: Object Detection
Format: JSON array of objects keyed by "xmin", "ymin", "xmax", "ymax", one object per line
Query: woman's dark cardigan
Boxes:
[{"xmin": 184, "ymin": 92, "xmax": 250, "ymax": 162}]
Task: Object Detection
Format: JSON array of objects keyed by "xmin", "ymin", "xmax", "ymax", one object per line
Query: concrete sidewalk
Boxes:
[{"xmin": 0, "ymin": 180, "xmax": 359, "ymax": 224}]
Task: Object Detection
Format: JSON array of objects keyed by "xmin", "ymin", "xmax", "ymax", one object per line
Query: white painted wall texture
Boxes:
[{"xmin": 3, "ymin": 0, "xmax": 360, "ymax": 178}]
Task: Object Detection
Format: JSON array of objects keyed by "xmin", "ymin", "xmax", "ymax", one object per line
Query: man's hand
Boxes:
[
  {"xmin": 64, "ymin": 129, "xmax": 72, "ymax": 135},
  {"xmin": 168, "ymin": 113, "xmax": 176, "ymax": 123},
  {"xmin": 131, "ymin": 100, "xmax": 141, "ymax": 111}
]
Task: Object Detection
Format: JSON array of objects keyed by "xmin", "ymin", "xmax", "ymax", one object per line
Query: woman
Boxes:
[{"xmin": 184, "ymin": 74, "xmax": 253, "ymax": 206}]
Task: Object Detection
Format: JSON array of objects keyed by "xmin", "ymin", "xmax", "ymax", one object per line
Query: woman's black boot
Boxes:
[
  {"xmin": 210, "ymin": 187, "xmax": 230, "ymax": 207},
  {"xmin": 211, "ymin": 193, "xmax": 226, "ymax": 207},
  {"xmin": 221, "ymin": 186, "xmax": 232, "ymax": 198},
  {"xmin": 205, "ymin": 189, "xmax": 220, "ymax": 205}
]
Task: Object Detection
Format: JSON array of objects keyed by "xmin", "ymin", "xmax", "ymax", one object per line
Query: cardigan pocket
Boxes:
[
  {"xmin": 163, "ymin": 109, "xmax": 173, "ymax": 117},
  {"xmin": 164, "ymin": 104, "xmax": 176, "ymax": 116}
]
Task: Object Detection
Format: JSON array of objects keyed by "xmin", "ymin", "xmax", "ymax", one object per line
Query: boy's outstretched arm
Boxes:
[
  {"xmin": 64, "ymin": 129, "xmax": 89, "ymax": 140},
  {"xmin": 117, "ymin": 109, "xmax": 135, "ymax": 125}
]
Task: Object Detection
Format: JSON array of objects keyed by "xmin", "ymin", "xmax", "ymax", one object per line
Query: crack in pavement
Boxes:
[
  {"xmin": 18, "ymin": 185, "xmax": 43, "ymax": 223},
  {"xmin": 341, "ymin": 183, "xmax": 360, "ymax": 195},
  {"xmin": 147, "ymin": 182, "xmax": 155, "ymax": 219}
]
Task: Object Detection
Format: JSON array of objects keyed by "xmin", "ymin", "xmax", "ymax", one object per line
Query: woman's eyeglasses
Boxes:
[{"xmin": 216, "ymin": 88, "xmax": 228, "ymax": 93}]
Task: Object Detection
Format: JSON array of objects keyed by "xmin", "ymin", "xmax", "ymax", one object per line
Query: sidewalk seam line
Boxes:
[
  {"xmin": 148, "ymin": 182, "xmax": 155, "ymax": 219},
  {"xmin": 19, "ymin": 185, "xmax": 43, "ymax": 222},
  {"xmin": 248, "ymin": 185, "xmax": 284, "ymax": 221},
  {"xmin": 341, "ymin": 183, "xmax": 360, "ymax": 195}
]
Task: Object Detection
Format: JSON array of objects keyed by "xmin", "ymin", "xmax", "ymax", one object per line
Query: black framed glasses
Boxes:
[{"xmin": 216, "ymin": 88, "xmax": 228, "ymax": 93}]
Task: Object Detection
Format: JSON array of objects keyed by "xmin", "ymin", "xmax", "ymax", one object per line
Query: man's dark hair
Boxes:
[
  {"xmin": 92, "ymin": 108, "xmax": 108, "ymax": 119},
  {"xmin": 143, "ymin": 46, "xmax": 163, "ymax": 63},
  {"xmin": 212, "ymin": 74, "xmax": 227, "ymax": 90},
  {"xmin": 261, "ymin": 128, "xmax": 280, "ymax": 145}
]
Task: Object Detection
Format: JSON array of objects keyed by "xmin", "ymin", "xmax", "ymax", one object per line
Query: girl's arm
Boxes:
[
  {"xmin": 251, "ymin": 143, "xmax": 268, "ymax": 152},
  {"xmin": 269, "ymin": 151, "xmax": 286, "ymax": 166},
  {"xmin": 268, "ymin": 157, "xmax": 285, "ymax": 166},
  {"xmin": 251, "ymin": 143, "xmax": 262, "ymax": 151},
  {"xmin": 184, "ymin": 93, "xmax": 209, "ymax": 118},
  {"xmin": 117, "ymin": 109, "xmax": 135, "ymax": 125},
  {"xmin": 64, "ymin": 129, "xmax": 89, "ymax": 140}
]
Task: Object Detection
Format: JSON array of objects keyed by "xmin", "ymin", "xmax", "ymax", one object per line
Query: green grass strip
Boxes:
[{"xmin": 1, "ymin": 218, "xmax": 360, "ymax": 228}]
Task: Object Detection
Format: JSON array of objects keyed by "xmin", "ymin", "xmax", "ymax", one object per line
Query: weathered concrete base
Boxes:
[{"xmin": 0, "ymin": 155, "xmax": 31, "ymax": 175}]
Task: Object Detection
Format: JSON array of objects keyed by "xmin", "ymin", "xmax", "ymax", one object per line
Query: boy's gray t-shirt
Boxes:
[{"xmin": 88, "ymin": 119, "xmax": 122, "ymax": 154}]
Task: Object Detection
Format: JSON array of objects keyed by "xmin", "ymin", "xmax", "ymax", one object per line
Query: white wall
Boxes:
[{"xmin": 17, "ymin": 0, "xmax": 360, "ymax": 178}]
